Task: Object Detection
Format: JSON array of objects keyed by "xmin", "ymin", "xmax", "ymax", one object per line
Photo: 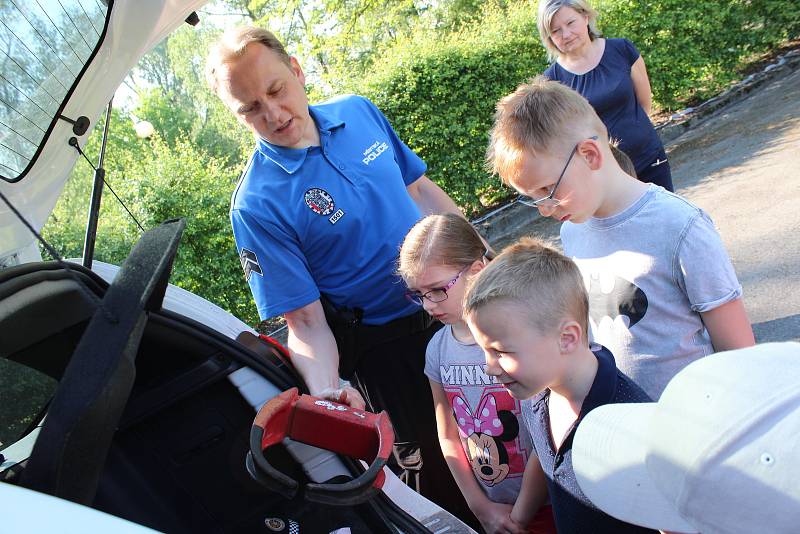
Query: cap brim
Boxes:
[{"xmin": 573, "ymin": 403, "xmax": 698, "ymax": 533}]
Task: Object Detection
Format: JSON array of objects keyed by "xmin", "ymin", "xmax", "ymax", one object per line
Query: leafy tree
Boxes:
[
  {"xmin": 44, "ymin": 109, "xmax": 259, "ymax": 324},
  {"xmin": 43, "ymin": 108, "xmax": 143, "ymax": 267},
  {"xmin": 133, "ymin": 25, "xmax": 253, "ymax": 166}
]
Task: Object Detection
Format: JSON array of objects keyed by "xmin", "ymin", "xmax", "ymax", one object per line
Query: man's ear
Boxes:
[
  {"xmin": 290, "ymin": 56, "xmax": 305, "ymax": 85},
  {"xmin": 559, "ymin": 320, "xmax": 583, "ymax": 353},
  {"xmin": 578, "ymin": 137, "xmax": 603, "ymax": 171}
]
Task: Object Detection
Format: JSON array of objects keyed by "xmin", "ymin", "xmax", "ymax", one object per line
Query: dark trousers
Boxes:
[
  {"xmin": 349, "ymin": 321, "xmax": 479, "ymax": 529},
  {"xmin": 637, "ymin": 149, "xmax": 674, "ymax": 192}
]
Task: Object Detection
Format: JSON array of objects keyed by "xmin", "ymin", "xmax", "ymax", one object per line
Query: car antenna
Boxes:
[{"xmin": 67, "ymin": 101, "xmax": 145, "ymax": 270}]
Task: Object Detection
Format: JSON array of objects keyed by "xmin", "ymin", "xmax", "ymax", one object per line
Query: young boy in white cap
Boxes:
[{"xmin": 572, "ymin": 342, "xmax": 800, "ymax": 534}]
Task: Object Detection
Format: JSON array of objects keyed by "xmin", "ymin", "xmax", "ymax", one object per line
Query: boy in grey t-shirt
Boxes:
[
  {"xmin": 486, "ymin": 77, "xmax": 755, "ymax": 399},
  {"xmin": 560, "ymin": 185, "xmax": 740, "ymax": 397}
]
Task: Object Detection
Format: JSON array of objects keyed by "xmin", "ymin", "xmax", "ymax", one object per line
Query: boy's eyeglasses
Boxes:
[
  {"xmin": 518, "ymin": 135, "xmax": 599, "ymax": 208},
  {"xmin": 405, "ymin": 266, "xmax": 468, "ymax": 306}
]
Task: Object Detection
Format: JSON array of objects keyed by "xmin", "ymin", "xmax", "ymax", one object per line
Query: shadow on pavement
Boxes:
[{"xmin": 669, "ymin": 69, "xmax": 800, "ymax": 194}]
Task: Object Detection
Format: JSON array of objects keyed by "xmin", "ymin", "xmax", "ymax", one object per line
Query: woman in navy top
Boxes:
[{"xmin": 537, "ymin": 0, "xmax": 673, "ymax": 191}]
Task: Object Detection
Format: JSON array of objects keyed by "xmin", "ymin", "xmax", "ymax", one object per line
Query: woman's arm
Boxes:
[
  {"xmin": 630, "ymin": 55, "xmax": 653, "ymax": 116},
  {"xmin": 700, "ymin": 298, "xmax": 755, "ymax": 352},
  {"xmin": 429, "ymin": 380, "xmax": 523, "ymax": 534}
]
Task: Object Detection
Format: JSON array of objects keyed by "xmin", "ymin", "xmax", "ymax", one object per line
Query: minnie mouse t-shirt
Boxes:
[{"xmin": 424, "ymin": 325, "xmax": 533, "ymax": 504}]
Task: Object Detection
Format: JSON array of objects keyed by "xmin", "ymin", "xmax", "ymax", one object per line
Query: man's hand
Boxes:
[
  {"xmin": 316, "ymin": 384, "xmax": 366, "ymax": 411},
  {"xmin": 285, "ymin": 301, "xmax": 367, "ymax": 410}
]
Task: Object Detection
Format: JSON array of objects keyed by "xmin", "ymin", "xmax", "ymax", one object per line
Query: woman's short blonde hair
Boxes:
[
  {"xmin": 537, "ymin": 0, "xmax": 602, "ymax": 62},
  {"xmin": 205, "ymin": 26, "xmax": 291, "ymax": 94}
]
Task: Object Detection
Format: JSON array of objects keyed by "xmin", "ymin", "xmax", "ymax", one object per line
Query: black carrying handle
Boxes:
[
  {"xmin": 247, "ymin": 388, "xmax": 394, "ymax": 506},
  {"xmin": 21, "ymin": 219, "xmax": 185, "ymax": 504}
]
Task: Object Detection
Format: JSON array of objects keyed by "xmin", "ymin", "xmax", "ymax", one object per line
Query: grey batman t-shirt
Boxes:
[
  {"xmin": 561, "ymin": 185, "xmax": 742, "ymax": 399},
  {"xmin": 424, "ymin": 325, "xmax": 533, "ymax": 504}
]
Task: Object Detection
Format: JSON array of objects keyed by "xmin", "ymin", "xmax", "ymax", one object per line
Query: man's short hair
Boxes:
[
  {"xmin": 486, "ymin": 75, "xmax": 606, "ymax": 186},
  {"xmin": 205, "ymin": 26, "xmax": 291, "ymax": 94},
  {"xmin": 464, "ymin": 236, "xmax": 589, "ymax": 342}
]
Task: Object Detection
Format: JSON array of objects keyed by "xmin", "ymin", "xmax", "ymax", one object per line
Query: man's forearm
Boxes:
[
  {"xmin": 407, "ymin": 175, "xmax": 495, "ymax": 256},
  {"xmin": 284, "ymin": 300, "xmax": 341, "ymax": 395}
]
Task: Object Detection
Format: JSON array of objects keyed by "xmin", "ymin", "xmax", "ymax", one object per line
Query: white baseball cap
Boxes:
[{"xmin": 572, "ymin": 342, "xmax": 800, "ymax": 534}]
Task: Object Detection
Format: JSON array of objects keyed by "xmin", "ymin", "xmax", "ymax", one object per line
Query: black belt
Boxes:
[
  {"xmin": 358, "ymin": 308, "xmax": 433, "ymax": 347},
  {"xmin": 320, "ymin": 295, "xmax": 434, "ymax": 379}
]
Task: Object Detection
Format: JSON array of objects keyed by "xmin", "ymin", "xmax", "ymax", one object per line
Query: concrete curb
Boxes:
[{"xmin": 656, "ymin": 49, "xmax": 800, "ymax": 146}]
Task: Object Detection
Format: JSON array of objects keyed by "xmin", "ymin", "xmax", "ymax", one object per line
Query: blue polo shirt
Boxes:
[
  {"xmin": 522, "ymin": 345, "xmax": 655, "ymax": 533},
  {"xmin": 230, "ymin": 95, "xmax": 425, "ymax": 323}
]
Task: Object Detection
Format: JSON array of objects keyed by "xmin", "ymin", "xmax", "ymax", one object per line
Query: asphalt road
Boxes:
[
  {"xmin": 492, "ymin": 65, "xmax": 800, "ymax": 344},
  {"xmin": 667, "ymin": 66, "xmax": 800, "ymax": 343}
]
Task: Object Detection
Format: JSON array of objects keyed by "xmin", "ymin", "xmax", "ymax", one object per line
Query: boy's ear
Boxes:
[
  {"xmin": 468, "ymin": 258, "xmax": 485, "ymax": 276},
  {"xmin": 578, "ymin": 138, "xmax": 603, "ymax": 171},
  {"xmin": 559, "ymin": 320, "xmax": 583, "ymax": 353}
]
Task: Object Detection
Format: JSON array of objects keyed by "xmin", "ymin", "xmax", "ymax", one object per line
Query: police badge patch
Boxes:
[{"xmin": 304, "ymin": 188, "xmax": 335, "ymax": 216}]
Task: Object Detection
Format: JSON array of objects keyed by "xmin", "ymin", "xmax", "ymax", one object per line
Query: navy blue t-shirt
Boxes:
[
  {"xmin": 522, "ymin": 345, "xmax": 655, "ymax": 533},
  {"xmin": 544, "ymin": 38, "xmax": 663, "ymax": 174}
]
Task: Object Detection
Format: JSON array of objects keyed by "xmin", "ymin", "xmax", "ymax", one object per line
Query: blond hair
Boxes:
[
  {"xmin": 398, "ymin": 214, "xmax": 486, "ymax": 282},
  {"xmin": 464, "ymin": 237, "xmax": 589, "ymax": 343},
  {"xmin": 205, "ymin": 26, "xmax": 291, "ymax": 94},
  {"xmin": 486, "ymin": 75, "xmax": 606, "ymax": 186},
  {"xmin": 537, "ymin": 0, "xmax": 602, "ymax": 62}
]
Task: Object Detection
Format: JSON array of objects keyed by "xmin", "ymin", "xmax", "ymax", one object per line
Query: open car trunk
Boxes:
[{"xmin": 0, "ymin": 221, "xmax": 445, "ymax": 533}]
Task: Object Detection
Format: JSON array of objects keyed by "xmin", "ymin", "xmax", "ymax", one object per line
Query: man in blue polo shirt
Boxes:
[{"xmin": 206, "ymin": 26, "xmax": 475, "ymax": 523}]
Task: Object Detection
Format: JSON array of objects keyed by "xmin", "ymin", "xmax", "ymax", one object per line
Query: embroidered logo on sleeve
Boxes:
[
  {"xmin": 304, "ymin": 187, "xmax": 345, "ymax": 225},
  {"xmin": 239, "ymin": 248, "xmax": 263, "ymax": 282}
]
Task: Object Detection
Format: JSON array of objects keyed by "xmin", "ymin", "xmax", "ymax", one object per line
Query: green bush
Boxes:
[
  {"xmin": 599, "ymin": 0, "xmax": 800, "ymax": 108},
  {"xmin": 348, "ymin": 0, "xmax": 799, "ymax": 216},
  {"xmin": 126, "ymin": 136, "xmax": 258, "ymax": 324},
  {"xmin": 44, "ymin": 121, "xmax": 259, "ymax": 326},
  {"xmin": 348, "ymin": 2, "xmax": 545, "ymax": 216}
]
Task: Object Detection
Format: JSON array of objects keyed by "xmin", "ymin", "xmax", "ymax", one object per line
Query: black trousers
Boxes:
[{"xmin": 349, "ymin": 320, "xmax": 479, "ymax": 529}]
